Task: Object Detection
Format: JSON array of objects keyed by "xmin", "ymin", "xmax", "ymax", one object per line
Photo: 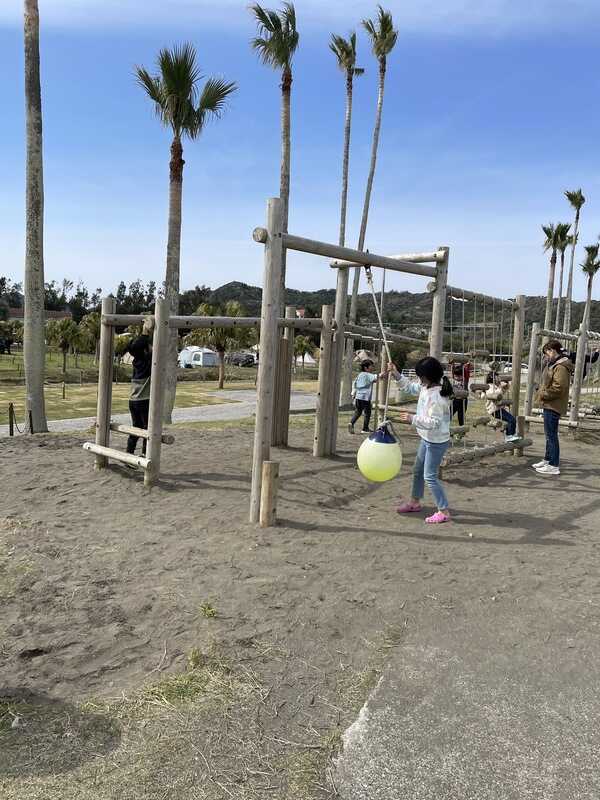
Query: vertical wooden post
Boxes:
[
  {"xmin": 313, "ymin": 305, "xmax": 334, "ymax": 457},
  {"xmin": 524, "ymin": 321, "xmax": 540, "ymax": 418},
  {"xmin": 145, "ymin": 297, "xmax": 170, "ymax": 488},
  {"xmin": 282, "ymin": 305, "xmax": 295, "ymax": 447},
  {"xmin": 8, "ymin": 403, "xmax": 14, "ymax": 437},
  {"xmin": 272, "ymin": 305, "xmax": 295, "ymax": 447},
  {"xmin": 330, "ymin": 266, "xmax": 349, "ymax": 454},
  {"xmin": 511, "ymin": 294, "xmax": 525, "ymax": 415},
  {"xmin": 515, "ymin": 415, "xmax": 525, "ymax": 458},
  {"xmin": 429, "ymin": 247, "xmax": 449, "ymax": 360},
  {"xmin": 250, "ymin": 198, "xmax": 284, "ymax": 523},
  {"xmin": 570, "ymin": 323, "xmax": 588, "ymax": 424},
  {"xmin": 259, "ymin": 461, "xmax": 279, "ymax": 527},
  {"xmin": 95, "ymin": 296, "xmax": 116, "ymax": 469}
]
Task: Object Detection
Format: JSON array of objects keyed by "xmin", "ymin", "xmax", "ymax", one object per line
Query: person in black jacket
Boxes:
[
  {"xmin": 565, "ymin": 348, "xmax": 599, "ymax": 380},
  {"xmin": 126, "ymin": 317, "xmax": 154, "ymax": 455}
]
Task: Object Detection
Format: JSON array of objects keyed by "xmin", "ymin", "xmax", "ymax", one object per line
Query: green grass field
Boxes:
[{"xmin": 0, "ymin": 383, "xmax": 227, "ymax": 426}]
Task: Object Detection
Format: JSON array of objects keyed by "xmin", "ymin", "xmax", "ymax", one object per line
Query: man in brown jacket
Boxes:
[{"xmin": 533, "ymin": 340, "xmax": 574, "ymax": 476}]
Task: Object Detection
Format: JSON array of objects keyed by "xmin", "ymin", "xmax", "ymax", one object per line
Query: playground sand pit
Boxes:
[{"xmin": 1, "ymin": 420, "xmax": 600, "ymax": 799}]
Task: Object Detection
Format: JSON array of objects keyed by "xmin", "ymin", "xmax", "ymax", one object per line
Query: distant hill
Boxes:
[{"xmin": 209, "ymin": 281, "xmax": 600, "ymax": 335}]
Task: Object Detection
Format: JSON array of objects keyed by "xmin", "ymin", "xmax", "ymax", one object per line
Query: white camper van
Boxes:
[{"xmin": 178, "ymin": 346, "xmax": 218, "ymax": 368}]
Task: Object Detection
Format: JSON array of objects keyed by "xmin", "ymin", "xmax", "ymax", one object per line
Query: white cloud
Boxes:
[{"xmin": 2, "ymin": 0, "xmax": 599, "ymax": 35}]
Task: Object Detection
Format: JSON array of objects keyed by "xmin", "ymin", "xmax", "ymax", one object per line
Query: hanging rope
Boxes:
[{"xmin": 365, "ymin": 267, "xmax": 393, "ymax": 424}]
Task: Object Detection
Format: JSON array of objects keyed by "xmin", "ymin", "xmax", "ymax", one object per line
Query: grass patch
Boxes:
[{"xmin": 199, "ymin": 602, "xmax": 217, "ymax": 618}]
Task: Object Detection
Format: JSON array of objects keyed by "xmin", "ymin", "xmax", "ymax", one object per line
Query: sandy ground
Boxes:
[{"xmin": 0, "ymin": 419, "xmax": 599, "ymax": 798}]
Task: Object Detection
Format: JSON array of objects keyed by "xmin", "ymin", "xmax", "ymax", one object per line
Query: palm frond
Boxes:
[
  {"xmin": 581, "ymin": 244, "xmax": 600, "ymax": 278},
  {"xmin": 565, "ymin": 188, "xmax": 585, "ymax": 211},
  {"xmin": 136, "ymin": 43, "xmax": 235, "ymax": 140},
  {"xmin": 362, "ymin": 5, "xmax": 398, "ymax": 60},
  {"xmin": 330, "ymin": 32, "xmax": 362, "ymax": 73},
  {"xmin": 250, "ymin": 2, "xmax": 299, "ymax": 70},
  {"xmin": 197, "ymin": 77, "xmax": 238, "ymax": 128}
]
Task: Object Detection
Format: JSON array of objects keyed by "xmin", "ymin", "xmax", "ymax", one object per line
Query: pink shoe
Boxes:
[
  {"xmin": 425, "ymin": 510, "xmax": 451, "ymax": 524},
  {"xmin": 396, "ymin": 501, "xmax": 423, "ymax": 514}
]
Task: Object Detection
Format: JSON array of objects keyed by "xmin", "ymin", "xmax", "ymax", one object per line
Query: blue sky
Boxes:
[{"xmin": 2, "ymin": 0, "xmax": 600, "ymax": 302}]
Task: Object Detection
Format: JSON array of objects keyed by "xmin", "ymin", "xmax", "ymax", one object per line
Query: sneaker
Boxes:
[
  {"xmin": 532, "ymin": 459, "xmax": 549, "ymax": 469},
  {"xmin": 361, "ymin": 429, "xmax": 371, "ymax": 435},
  {"xmin": 505, "ymin": 434, "xmax": 521, "ymax": 442},
  {"xmin": 396, "ymin": 501, "xmax": 423, "ymax": 514},
  {"xmin": 535, "ymin": 464, "xmax": 560, "ymax": 476},
  {"xmin": 425, "ymin": 510, "xmax": 451, "ymax": 524},
  {"xmin": 348, "ymin": 423, "xmax": 354, "ymax": 434}
]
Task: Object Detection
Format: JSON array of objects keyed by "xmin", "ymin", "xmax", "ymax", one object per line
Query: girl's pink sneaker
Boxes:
[
  {"xmin": 396, "ymin": 501, "xmax": 423, "ymax": 514},
  {"xmin": 425, "ymin": 510, "xmax": 451, "ymax": 524}
]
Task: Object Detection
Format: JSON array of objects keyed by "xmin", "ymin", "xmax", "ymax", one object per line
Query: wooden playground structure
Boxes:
[{"xmin": 84, "ymin": 196, "xmax": 534, "ymax": 526}]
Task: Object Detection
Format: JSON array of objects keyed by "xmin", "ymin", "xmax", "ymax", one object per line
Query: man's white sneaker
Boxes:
[
  {"xmin": 535, "ymin": 464, "xmax": 560, "ymax": 476},
  {"xmin": 532, "ymin": 459, "xmax": 549, "ymax": 469},
  {"xmin": 505, "ymin": 435, "xmax": 521, "ymax": 442}
]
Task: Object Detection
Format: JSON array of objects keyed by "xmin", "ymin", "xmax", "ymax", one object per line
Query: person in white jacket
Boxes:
[{"xmin": 389, "ymin": 357, "xmax": 453, "ymax": 524}]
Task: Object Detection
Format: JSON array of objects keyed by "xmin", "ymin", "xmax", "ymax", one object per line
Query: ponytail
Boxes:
[{"xmin": 440, "ymin": 376, "xmax": 454, "ymax": 398}]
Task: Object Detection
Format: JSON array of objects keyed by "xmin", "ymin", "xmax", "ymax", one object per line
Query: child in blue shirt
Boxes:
[{"xmin": 349, "ymin": 359, "xmax": 387, "ymax": 434}]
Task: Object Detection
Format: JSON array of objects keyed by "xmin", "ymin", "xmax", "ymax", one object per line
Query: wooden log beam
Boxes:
[
  {"xmin": 83, "ymin": 441, "xmax": 151, "ymax": 470},
  {"xmin": 95, "ymin": 296, "xmax": 116, "ymax": 469},
  {"xmin": 430, "ymin": 282, "xmax": 515, "ymax": 308},
  {"xmin": 313, "ymin": 305, "xmax": 334, "ymax": 458},
  {"xmin": 279, "ymin": 232, "xmax": 439, "ymax": 278},
  {"xmin": 331, "ymin": 249, "xmax": 446, "ymax": 267},
  {"xmin": 442, "ymin": 437, "xmax": 532, "ymax": 467},
  {"xmin": 145, "ymin": 297, "xmax": 170, "ymax": 487},
  {"xmin": 109, "ymin": 423, "xmax": 174, "ymax": 445},
  {"xmin": 470, "ymin": 415, "xmax": 493, "ymax": 427},
  {"xmin": 538, "ymin": 327, "xmax": 579, "ymax": 342},
  {"xmin": 429, "ymin": 247, "xmax": 449, "ymax": 360},
  {"xmin": 470, "ymin": 383, "xmax": 489, "ymax": 393},
  {"xmin": 526, "ymin": 415, "xmax": 579, "ymax": 429},
  {"xmin": 102, "ymin": 314, "xmax": 325, "ymax": 332}
]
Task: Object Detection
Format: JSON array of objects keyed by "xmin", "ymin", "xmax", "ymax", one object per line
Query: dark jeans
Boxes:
[
  {"xmin": 127, "ymin": 399, "xmax": 150, "ymax": 455},
  {"xmin": 494, "ymin": 408, "xmax": 516, "ymax": 436},
  {"xmin": 351, "ymin": 399, "xmax": 372, "ymax": 431},
  {"xmin": 543, "ymin": 408, "xmax": 560, "ymax": 467},
  {"xmin": 452, "ymin": 398, "xmax": 468, "ymax": 426}
]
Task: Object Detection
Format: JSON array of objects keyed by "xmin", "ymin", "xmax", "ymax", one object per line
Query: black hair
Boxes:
[
  {"xmin": 360, "ymin": 359, "xmax": 374, "ymax": 371},
  {"xmin": 486, "ymin": 371, "xmax": 498, "ymax": 384},
  {"xmin": 415, "ymin": 357, "xmax": 454, "ymax": 398},
  {"xmin": 543, "ymin": 340, "xmax": 563, "ymax": 355},
  {"xmin": 452, "ymin": 364, "xmax": 463, "ymax": 377}
]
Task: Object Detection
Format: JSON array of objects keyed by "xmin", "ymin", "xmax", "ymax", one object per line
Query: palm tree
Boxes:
[
  {"xmin": 23, "ymin": 0, "xmax": 48, "ymax": 432},
  {"xmin": 581, "ymin": 244, "xmax": 600, "ymax": 330},
  {"xmin": 250, "ymin": 3, "xmax": 299, "ymax": 312},
  {"xmin": 183, "ymin": 301, "xmax": 254, "ymax": 389},
  {"xmin": 136, "ymin": 44, "xmax": 237, "ymax": 422},
  {"xmin": 79, "ymin": 311, "xmax": 101, "ymax": 363},
  {"xmin": 330, "ymin": 32, "xmax": 364, "ymax": 247},
  {"xmin": 343, "ymin": 6, "xmax": 397, "ymax": 402},
  {"xmin": 553, "ymin": 222, "xmax": 572, "ymax": 331},
  {"xmin": 542, "ymin": 223, "xmax": 563, "ymax": 332},
  {"xmin": 294, "ymin": 334, "xmax": 313, "ymax": 373},
  {"xmin": 564, "ymin": 188, "xmax": 586, "ymax": 332},
  {"xmin": 46, "ymin": 318, "xmax": 79, "ymax": 375}
]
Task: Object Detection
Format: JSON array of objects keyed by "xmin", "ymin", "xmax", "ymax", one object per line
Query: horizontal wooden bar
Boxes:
[
  {"xmin": 83, "ymin": 441, "xmax": 151, "ymax": 469},
  {"xmin": 102, "ymin": 314, "xmax": 325, "ymax": 331},
  {"xmin": 444, "ymin": 350, "xmax": 491, "ymax": 362},
  {"xmin": 109, "ymin": 423, "xmax": 175, "ymax": 445},
  {"xmin": 331, "ymin": 251, "xmax": 444, "ymax": 270},
  {"xmin": 538, "ymin": 328, "xmax": 579, "ymax": 342},
  {"xmin": 442, "ymin": 437, "xmax": 532, "ymax": 466},
  {"xmin": 429, "ymin": 282, "xmax": 514, "ymax": 308},
  {"xmin": 526, "ymin": 414, "xmax": 579, "ymax": 429},
  {"xmin": 345, "ymin": 323, "xmax": 429, "ymax": 347},
  {"xmin": 271, "ymin": 233, "xmax": 438, "ymax": 278}
]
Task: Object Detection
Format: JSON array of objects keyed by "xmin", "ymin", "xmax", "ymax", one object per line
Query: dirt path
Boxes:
[{"xmin": 0, "ymin": 421, "xmax": 598, "ymax": 798}]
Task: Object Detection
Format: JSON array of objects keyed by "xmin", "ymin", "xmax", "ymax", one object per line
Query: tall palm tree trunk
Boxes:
[
  {"xmin": 543, "ymin": 250, "xmax": 557, "ymax": 332},
  {"xmin": 279, "ymin": 67, "xmax": 292, "ymax": 314},
  {"xmin": 563, "ymin": 210, "xmax": 580, "ymax": 333},
  {"xmin": 23, "ymin": 0, "xmax": 48, "ymax": 433},
  {"xmin": 343, "ymin": 58, "xmax": 386, "ymax": 402},
  {"xmin": 162, "ymin": 136, "xmax": 184, "ymax": 423},
  {"xmin": 338, "ymin": 70, "xmax": 354, "ymax": 248},
  {"xmin": 555, "ymin": 250, "xmax": 566, "ymax": 331}
]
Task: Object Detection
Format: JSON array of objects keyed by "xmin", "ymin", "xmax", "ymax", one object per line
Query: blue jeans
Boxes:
[
  {"xmin": 543, "ymin": 409, "xmax": 560, "ymax": 467},
  {"xmin": 494, "ymin": 408, "xmax": 516, "ymax": 436},
  {"xmin": 411, "ymin": 439, "xmax": 450, "ymax": 510}
]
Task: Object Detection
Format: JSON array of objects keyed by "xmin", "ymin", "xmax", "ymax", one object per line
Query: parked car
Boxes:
[
  {"xmin": 226, "ymin": 352, "xmax": 255, "ymax": 367},
  {"xmin": 178, "ymin": 346, "xmax": 218, "ymax": 368}
]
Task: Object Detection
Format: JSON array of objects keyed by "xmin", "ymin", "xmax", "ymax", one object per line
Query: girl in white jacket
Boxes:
[{"xmin": 390, "ymin": 357, "xmax": 453, "ymax": 524}]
